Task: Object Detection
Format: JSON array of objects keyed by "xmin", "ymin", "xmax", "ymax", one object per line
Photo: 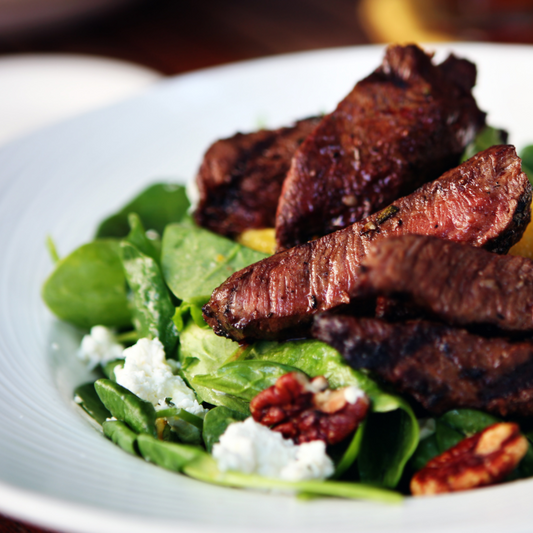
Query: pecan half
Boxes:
[
  {"xmin": 250, "ymin": 371, "xmax": 369, "ymax": 445},
  {"xmin": 411, "ymin": 422, "xmax": 528, "ymax": 496}
]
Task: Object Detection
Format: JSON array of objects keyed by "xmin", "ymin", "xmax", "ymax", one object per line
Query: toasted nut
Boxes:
[
  {"xmin": 411, "ymin": 422, "xmax": 528, "ymax": 496},
  {"xmin": 250, "ymin": 371, "xmax": 369, "ymax": 445}
]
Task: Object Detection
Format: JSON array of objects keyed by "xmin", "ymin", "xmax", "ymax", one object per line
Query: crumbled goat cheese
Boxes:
[
  {"xmin": 114, "ymin": 337, "xmax": 206, "ymax": 418},
  {"xmin": 418, "ymin": 417, "xmax": 436, "ymax": 440},
  {"xmin": 213, "ymin": 417, "xmax": 334, "ymax": 482},
  {"xmin": 344, "ymin": 385, "xmax": 366, "ymax": 404},
  {"xmin": 78, "ymin": 326, "xmax": 124, "ymax": 370}
]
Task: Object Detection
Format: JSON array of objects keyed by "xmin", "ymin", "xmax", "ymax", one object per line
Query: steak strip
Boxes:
[
  {"xmin": 203, "ymin": 145, "xmax": 532, "ymax": 342},
  {"xmin": 275, "ymin": 44, "xmax": 486, "ymax": 251},
  {"xmin": 194, "ymin": 117, "xmax": 321, "ymax": 237},
  {"xmin": 358, "ymin": 234, "xmax": 533, "ymax": 333},
  {"xmin": 312, "ymin": 314, "xmax": 533, "ymax": 418}
]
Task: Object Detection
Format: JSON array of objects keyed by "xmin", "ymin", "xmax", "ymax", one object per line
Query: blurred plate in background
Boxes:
[{"xmin": 0, "ymin": 54, "xmax": 161, "ymax": 145}]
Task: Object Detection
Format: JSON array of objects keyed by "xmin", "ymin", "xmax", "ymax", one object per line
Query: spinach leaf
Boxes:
[
  {"xmin": 183, "ymin": 454, "xmax": 402, "ymax": 503},
  {"xmin": 74, "ymin": 382, "xmax": 111, "ymax": 425},
  {"xmin": 177, "ymin": 318, "xmax": 245, "ymax": 411},
  {"xmin": 103, "ymin": 420, "xmax": 139, "ymax": 455},
  {"xmin": 120, "ymin": 241, "xmax": 178, "ymax": 356},
  {"xmin": 137, "ymin": 434, "xmax": 205, "ymax": 472},
  {"xmin": 161, "ymin": 223, "xmax": 267, "ymax": 305},
  {"xmin": 173, "ymin": 301, "xmax": 206, "ymax": 332},
  {"xmin": 520, "ymin": 145, "xmax": 533, "ymax": 184},
  {"xmin": 334, "ymin": 421, "xmax": 366, "ymax": 479},
  {"xmin": 241, "ymin": 339, "xmax": 377, "ymax": 392},
  {"xmin": 124, "ymin": 213, "xmax": 160, "ymax": 264},
  {"xmin": 94, "ymin": 379, "xmax": 157, "ymax": 437},
  {"xmin": 42, "ymin": 239, "xmax": 131, "ymax": 328},
  {"xmin": 192, "ymin": 360, "xmax": 301, "ymax": 402},
  {"xmin": 409, "ymin": 434, "xmax": 439, "ymax": 473},
  {"xmin": 202, "ymin": 406, "xmax": 248, "ymax": 453},
  {"xmin": 358, "ymin": 404, "xmax": 419, "ymax": 489},
  {"xmin": 96, "ymin": 183, "xmax": 190, "ymax": 238},
  {"xmin": 439, "ymin": 409, "xmax": 499, "ymax": 437},
  {"xmin": 461, "ymin": 126, "xmax": 507, "ymax": 162}
]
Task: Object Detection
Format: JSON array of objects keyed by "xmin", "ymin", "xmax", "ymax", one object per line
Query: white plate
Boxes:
[
  {"xmin": 0, "ymin": 54, "xmax": 161, "ymax": 145},
  {"xmin": 0, "ymin": 43, "xmax": 533, "ymax": 533}
]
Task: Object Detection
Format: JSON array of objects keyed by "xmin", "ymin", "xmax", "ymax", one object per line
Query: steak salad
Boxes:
[{"xmin": 42, "ymin": 44, "xmax": 533, "ymax": 501}]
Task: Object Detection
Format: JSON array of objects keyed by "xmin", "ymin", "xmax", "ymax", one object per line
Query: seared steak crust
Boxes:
[
  {"xmin": 203, "ymin": 146, "xmax": 532, "ymax": 342},
  {"xmin": 312, "ymin": 314, "xmax": 533, "ymax": 418},
  {"xmin": 358, "ymin": 235, "xmax": 533, "ymax": 333},
  {"xmin": 275, "ymin": 44, "xmax": 486, "ymax": 251},
  {"xmin": 194, "ymin": 117, "xmax": 321, "ymax": 237}
]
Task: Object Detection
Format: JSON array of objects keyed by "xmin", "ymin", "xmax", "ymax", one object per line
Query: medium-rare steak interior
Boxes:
[
  {"xmin": 275, "ymin": 44, "xmax": 486, "ymax": 251},
  {"xmin": 194, "ymin": 117, "xmax": 321, "ymax": 237},
  {"xmin": 312, "ymin": 314, "xmax": 533, "ymax": 418},
  {"xmin": 357, "ymin": 235, "xmax": 533, "ymax": 333},
  {"xmin": 203, "ymin": 145, "xmax": 532, "ymax": 343}
]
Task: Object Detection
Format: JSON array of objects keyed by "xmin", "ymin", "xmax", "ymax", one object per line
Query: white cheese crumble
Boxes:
[
  {"xmin": 344, "ymin": 385, "xmax": 366, "ymax": 404},
  {"xmin": 213, "ymin": 417, "xmax": 334, "ymax": 482},
  {"xmin": 78, "ymin": 326, "xmax": 125, "ymax": 370},
  {"xmin": 418, "ymin": 417, "xmax": 436, "ymax": 440},
  {"xmin": 114, "ymin": 337, "xmax": 206, "ymax": 418}
]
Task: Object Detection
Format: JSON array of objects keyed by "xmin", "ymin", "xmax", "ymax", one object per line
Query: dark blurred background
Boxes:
[
  {"xmin": 1, "ymin": 0, "xmax": 533, "ymax": 76},
  {"xmin": 2, "ymin": 0, "xmax": 533, "ymax": 531}
]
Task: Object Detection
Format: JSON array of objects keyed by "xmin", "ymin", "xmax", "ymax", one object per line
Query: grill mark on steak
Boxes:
[
  {"xmin": 203, "ymin": 145, "xmax": 532, "ymax": 342},
  {"xmin": 357, "ymin": 235, "xmax": 533, "ymax": 334},
  {"xmin": 312, "ymin": 314, "xmax": 533, "ymax": 417},
  {"xmin": 275, "ymin": 44, "xmax": 486, "ymax": 251},
  {"xmin": 194, "ymin": 117, "xmax": 321, "ymax": 237}
]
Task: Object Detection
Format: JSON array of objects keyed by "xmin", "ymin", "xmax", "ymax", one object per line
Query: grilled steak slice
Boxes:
[
  {"xmin": 312, "ymin": 314, "xmax": 533, "ymax": 418},
  {"xmin": 194, "ymin": 117, "xmax": 321, "ymax": 237},
  {"xmin": 275, "ymin": 44, "xmax": 486, "ymax": 251},
  {"xmin": 358, "ymin": 235, "xmax": 533, "ymax": 333},
  {"xmin": 203, "ymin": 145, "xmax": 532, "ymax": 342}
]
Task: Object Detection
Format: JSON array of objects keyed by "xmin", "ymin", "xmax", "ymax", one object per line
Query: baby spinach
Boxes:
[
  {"xmin": 96, "ymin": 183, "xmax": 190, "ymax": 238},
  {"xmin": 183, "ymin": 454, "xmax": 402, "ymax": 504},
  {"xmin": 192, "ymin": 360, "xmax": 301, "ymax": 402},
  {"xmin": 102, "ymin": 359, "xmax": 124, "ymax": 381},
  {"xmin": 94, "ymin": 379, "xmax": 157, "ymax": 437},
  {"xmin": 137, "ymin": 434, "xmax": 205, "ymax": 472},
  {"xmin": 74, "ymin": 382, "xmax": 111, "ymax": 424},
  {"xmin": 202, "ymin": 407, "xmax": 248, "ymax": 453},
  {"xmin": 103, "ymin": 420, "xmax": 139, "ymax": 455},
  {"xmin": 124, "ymin": 213, "xmax": 160, "ymax": 264},
  {"xmin": 358, "ymin": 406, "xmax": 418, "ymax": 489},
  {"xmin": 120, "ymin": 241, "xmax": 178, "ymax": 356},
  {"xmin": 42, "ymin": 239, "xmax": 131, "ymax": 329},
  {"xmin": 334, "ymin": 421, "xmax": 366, "ymax": 479},
  {"xmin": 461, "ymin": 126, "xmax": 507, "ymax": 162},
  {"xmin": 241, "ymin": 339, "xmax": 377, "ymax": 392},
  {"xmin": 161, "ymin": 223, "xmax": 267, "ymax": 305}
]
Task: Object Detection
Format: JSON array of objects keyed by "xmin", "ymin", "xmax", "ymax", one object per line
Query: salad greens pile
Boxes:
[{"xmin": 42, "ymin": 129, "xmax": 533, "ymax": 501}]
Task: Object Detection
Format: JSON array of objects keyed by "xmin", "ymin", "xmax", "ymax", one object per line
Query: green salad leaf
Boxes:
[
  {"xmin": 161, "ymin": 223, "xmax": 267, "ymax": 305},
  {"xmin": 96, "ymin": 183, "xmax": 190, "ymax": 238},
  {"xmin": 192, "ymin": 360, "xmax": 301, "ymax": 402},
  {"xmin": 202, "ymin": 406, "xmax": 248, "ymax": 453},
  {"xmin": 120, "ymin": 240, "xmax": 178, "ymax": 356},
  {"xmin": 42, "ymin": 239, "xmax": 131, "ymax": 328},
  {"xmin": 461, "ymin": 126, "xmax": 507, "ymax": 162}
]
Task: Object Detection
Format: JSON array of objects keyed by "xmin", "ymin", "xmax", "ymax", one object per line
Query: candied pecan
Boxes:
[
  {"xmin": 411, "ymin": 422, "xmax": 528, "ymax": 496},
  {"xmin": 250, "ymin": 371, "xmax": 369, "ymax": 445}
]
